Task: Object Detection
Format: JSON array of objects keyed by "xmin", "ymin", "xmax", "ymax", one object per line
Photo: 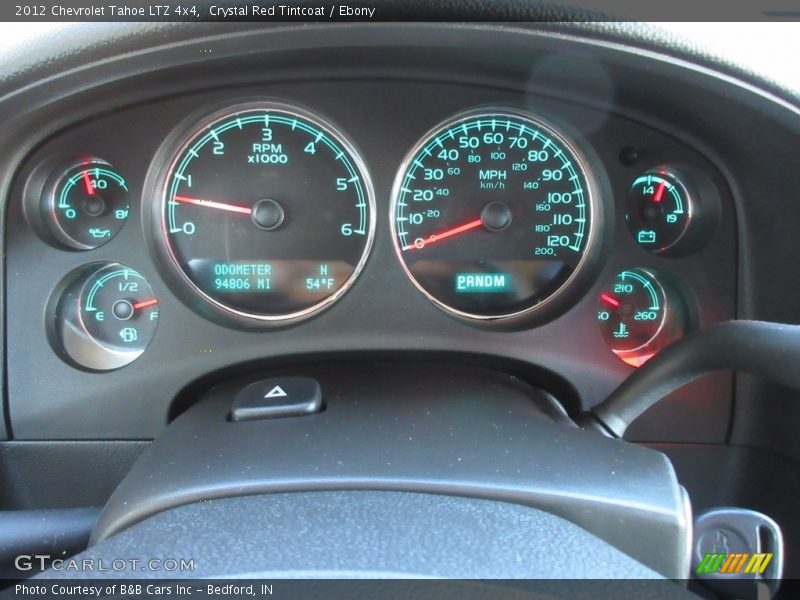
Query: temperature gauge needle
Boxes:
[
  {"xmin": 600, "ymin": 293, "xmax": 621, "ymax": 309},
  {"xmin": 173, "ymin": 195, "xmax": 252, "ymax": 216},
  {"xmin": 82, "ymin": 169, "xmax": 95, "ymax": 196},
  {"xmin": 404, "ymin": 218, "xmax": 483, "ymax": 251},
  {"xmin": 132, "ymin": 298, "xmax": 158, "ymax": 310}
]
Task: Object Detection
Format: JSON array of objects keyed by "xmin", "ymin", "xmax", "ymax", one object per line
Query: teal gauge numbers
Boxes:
[{"xmin": 44, "ymin": 160, "xmax": 130, "ymax": 250}]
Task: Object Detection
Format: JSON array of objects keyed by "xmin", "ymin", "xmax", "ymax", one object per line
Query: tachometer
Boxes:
[
  {"xmin": 152, "ymin": 102, "xmax": 375, "ymax": 325},
  {"xmin": 391, "ymin": 108, "xmax": 602, "ymax": 322}
]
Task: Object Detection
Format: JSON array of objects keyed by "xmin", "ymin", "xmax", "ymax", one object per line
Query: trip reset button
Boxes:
[{"xmin": 231, "ymin": 377, "xmax": 322, "ymax": 421}]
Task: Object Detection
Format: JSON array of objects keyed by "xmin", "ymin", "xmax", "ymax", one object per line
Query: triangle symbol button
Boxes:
[{"xmin": 265, "ymin": 385, "xmax": 288, "ymax": 399}]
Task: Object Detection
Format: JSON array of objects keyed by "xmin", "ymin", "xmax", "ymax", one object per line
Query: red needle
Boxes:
[
  {"xmin": 82, "ymin": 169, "xmax": 95, "ymax": 196},
  {"xmin": 132, "ymin": 298, "xmax": 158, "ymax": 310},
  {"xmin": 600, "ymin": 293, "xmax": 621, "ymax": 309},
  {"xmin": 173, "ymin": 195, "xmax": 252, "ymax": 216},
  {"xmin": 404, "ymin": 218, "xmax": 483, "ymax": 251},
  {"xmin": 653, "ymin": 181, "xmax": 666, "ymax": 203}
]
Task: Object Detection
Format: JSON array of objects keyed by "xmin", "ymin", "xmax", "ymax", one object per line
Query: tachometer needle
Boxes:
[
  {"xmin": 173, "ymin": 195, "xmax": 252, "ymax": 215},
  {"xmin": 403, "ymin": 218, "xmax": 483, "ymax": 251},
  {"xmin": 132, "ymin": 298, "xmax": 158, "ymax": 310},
  {"xmin": 600, "ymin": 293, "xmax": 621, "ymax": 309},
  {"xmin": 82, "ymin": 169, "xmax": 95, "ymax": 196}
]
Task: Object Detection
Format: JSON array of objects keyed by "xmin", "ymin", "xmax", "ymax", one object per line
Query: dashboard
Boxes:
[
  {"xmin": 5, "ymin": 66, "xmax": 736, "ymax": 441},
  {"xmin": 3, "ymin": 18, "xmax": 800, "ymax": 587}
]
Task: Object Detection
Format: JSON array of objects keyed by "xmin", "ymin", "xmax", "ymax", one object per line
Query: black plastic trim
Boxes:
[{"xmin": 91, "ymin": 363, "xmax": 690, "ymax": 578}]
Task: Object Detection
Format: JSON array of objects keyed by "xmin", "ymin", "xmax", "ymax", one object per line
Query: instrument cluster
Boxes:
[
  {"xmin": 20, "ymin": 99, "xmax": 723, "ymax": 371},
  {"xmin": 3, "ymin": 76, "xmax": 737, "ymax": 442}
]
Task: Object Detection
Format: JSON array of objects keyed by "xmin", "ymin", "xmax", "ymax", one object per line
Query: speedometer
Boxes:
[
  {"xmin": 391, "ymin": 108, "xmax": 603, "ymax": 323},
  {"xmin": 151, "ymin": 102, "xmax": 375, "ymax": 325}
]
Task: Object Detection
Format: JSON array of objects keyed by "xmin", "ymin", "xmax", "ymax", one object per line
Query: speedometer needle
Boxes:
[
  {"xmin": 173, "ymin": 195, "xmax": 252, "ymax": 216},
  {"xmin": 403, "ymin": 218, "xmax": 483, "ymax": 251}
]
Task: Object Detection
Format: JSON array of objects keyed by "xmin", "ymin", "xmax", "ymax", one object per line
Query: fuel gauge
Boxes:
[
  {"xmin": 597, "ymin": 268, "xmax": 686, "ymax": 367},
  {"xmin": 53, "ymin": 263, "xmax": 158, "ymax": 371}
]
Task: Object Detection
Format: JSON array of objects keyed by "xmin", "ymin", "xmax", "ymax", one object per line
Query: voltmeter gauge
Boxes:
[
  {"xmin": 597, "ymin": 268, "xmax": 686, "ymax": 367},
  {"xmin": 43, "ymin": 160, "xmax": 130, "ymax": 250},
  {"xmin": 625, "ymin": 166, "xmax": 718, "ymax": 256},
  {"xmin": 53, "ymin": 263, "xmax": 158, "ymax": 371}
]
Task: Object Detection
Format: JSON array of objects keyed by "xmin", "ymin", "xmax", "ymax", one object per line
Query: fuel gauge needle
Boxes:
[
  {"xmin": 403, "ymin": 218, "xmax": 483, "ymax": 251},
  {"xmin": 173, "ymin": 195, "xmax": 252, "ymax": 215},
  {"xmin": 132, "ymin": 298, "xmax": 158, "ymax": 310}
]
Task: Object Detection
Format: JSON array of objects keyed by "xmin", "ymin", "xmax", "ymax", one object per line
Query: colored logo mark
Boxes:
[{"xmin": 696, "ymin": 552, "xmax": 773, "ymax": 575}]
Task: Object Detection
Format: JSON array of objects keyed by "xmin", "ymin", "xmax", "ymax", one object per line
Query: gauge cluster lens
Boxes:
[
  {"xmin": 157, "ymin": 102, "xmax": 375, "ymax": 322},
  {"xmin": 391, "ymin": 108, "xmax": 600, "ymax": 321}
]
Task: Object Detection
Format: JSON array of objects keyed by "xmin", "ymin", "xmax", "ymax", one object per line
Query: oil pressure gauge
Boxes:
[
  {"xmin": 42, "ymin": 160, "xmax": 130, "ymax": 250},
  {"xmin": 52, "ymin": 262, "xmax": 158, "ymax": 371}
]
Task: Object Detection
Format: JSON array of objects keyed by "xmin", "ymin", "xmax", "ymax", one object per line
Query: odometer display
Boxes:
[
  {"xmin": 391, "ymin": 108, "xmax": 600, "ymax": 320},
  {"xmin": 157, "ymin": 102, "xmax": 374, "ymax": 323}
]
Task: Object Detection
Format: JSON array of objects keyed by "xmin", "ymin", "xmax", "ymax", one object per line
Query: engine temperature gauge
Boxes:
[
  {"xmin": 597, "ymin": 268, "xmax": 686, "ymax": 367},
  {"xmin": 53, "ymin": 263, "xmax": 158, "ymax": 371}
]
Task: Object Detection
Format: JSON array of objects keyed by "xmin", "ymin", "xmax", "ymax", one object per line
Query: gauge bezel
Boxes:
[
  {"xmin": 389, "ymin": 106, "xmax": 606, "ymax": 326},
  {"xmin": 146, "ymin": 100, "xmax": 377, "ymax": 328}
]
